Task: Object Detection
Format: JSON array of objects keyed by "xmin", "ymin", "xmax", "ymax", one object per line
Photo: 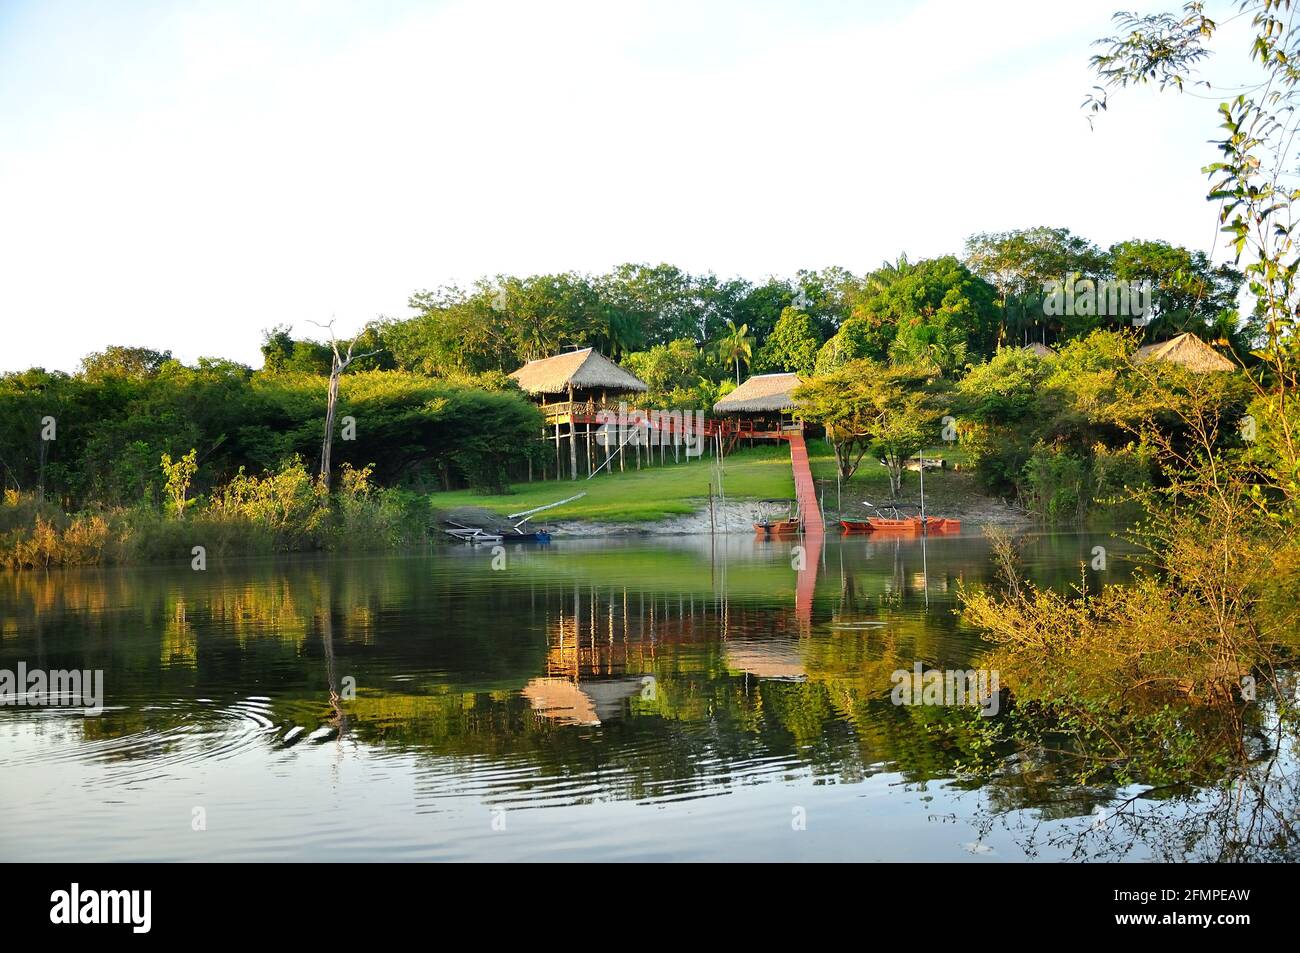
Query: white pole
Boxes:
[{"xmin": 919, "ymin": 451, "xmax": 926, "ymax": 527}]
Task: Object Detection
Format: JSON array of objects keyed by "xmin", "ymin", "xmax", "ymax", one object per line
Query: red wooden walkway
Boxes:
[{"xmin": 787, "ymin": 431, "xmax": 822, "ymax": 535}]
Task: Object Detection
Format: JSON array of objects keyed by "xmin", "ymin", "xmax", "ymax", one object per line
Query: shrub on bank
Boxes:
[{"xmin": 0, "ymin": 460, "xmax": 432, "ymax": 570}]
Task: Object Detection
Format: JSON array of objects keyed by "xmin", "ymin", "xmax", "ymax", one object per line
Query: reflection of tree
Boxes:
[
  {"xmin": 962, "ymin": 706, "xmax": 1300, "ymax": 862},
  {"xmin": 318, "ymin": 593, "xmax": 348, "ymax": 743}
]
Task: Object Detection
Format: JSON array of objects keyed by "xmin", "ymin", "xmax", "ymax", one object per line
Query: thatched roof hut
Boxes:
[
  {"xmin": 1023, "ymin": 342, "xmax": 1055, "ymax": 358},
  {"xmin": 1134, "ymin": 332, "xmax": 1236, "ymax": 373},
  {"xmin": 713, "ymin": 372, "xmax": 803, "ymax": 414},
  {"xmin": 510, "ymin": 347, "xmax": 648, "ymax": 397}
]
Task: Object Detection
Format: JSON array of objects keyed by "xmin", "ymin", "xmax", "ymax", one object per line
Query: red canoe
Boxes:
[{"xmin": 840, "ymin": 517, "xmax": 961, "ymax": 534}]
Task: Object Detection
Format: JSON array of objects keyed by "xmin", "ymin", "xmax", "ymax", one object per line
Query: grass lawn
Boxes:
[{"xmin": 432, "ymin": 444, "xmax": 796, "ymax": 522}]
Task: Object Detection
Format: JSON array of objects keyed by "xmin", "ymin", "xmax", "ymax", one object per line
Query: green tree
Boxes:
[
  {"xmin": 852, "ymin": 256, "xmax": 1000, "ymax": 364},
  {"xmin": 160, "ymin": 448, "xmax": 198, "ymax": 519},
  {"xmin": 1108, "ymin": 239, "xmax": 1244, "ymax": 345},
  {"xmin": 80, "ymin": 346, "xmax": 173, "ymax": 380},
  {"xmin": 964, "ymin": 228, "xmax": 1108, "ymax": 346},
  {"xmin": 815, "ymin": 318, "xmax": 877, "ymax": 374},
  {"xmin": 754, "ymin": 307, "xmax": 823, "ymax": 376},
  {"xmin": 795, "ymin": 361, "xmax": 942, "ymax": 493}
]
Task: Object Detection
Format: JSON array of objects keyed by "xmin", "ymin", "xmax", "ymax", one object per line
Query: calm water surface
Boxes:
[{"xmin": 1, "ymin": 531, "xmax": 1294, "ymax": 861}]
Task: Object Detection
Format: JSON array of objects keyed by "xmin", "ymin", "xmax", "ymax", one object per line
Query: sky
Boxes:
[{"xmin": 0, "ymin": 0, "xmax": 1258, "ymax": 372}]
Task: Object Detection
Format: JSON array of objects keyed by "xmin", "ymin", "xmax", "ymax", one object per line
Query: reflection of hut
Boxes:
[
  {"xmin": 1134, "ymin": 332, "xmax": 1235, "ymax": 372},
  {"xmin": 522, "ymin": 677, "xmax": 644, "ymax": 726},
  {"xmin": 723, "ymin": 639, "xmax": 806, "ymax": 681},
  {"xmin": 1022, "ymin": 342, "xmax": 1055, "ymax": 358},
  {"xmin": 712, "ymin": 373, "xmax": 803, "ymax": 436},
  {"xmin": 509, "ymin": 348, "xmax": 648, "ymax": 480}
]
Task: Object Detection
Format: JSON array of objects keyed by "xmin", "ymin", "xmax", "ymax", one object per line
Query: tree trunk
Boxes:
[
  {"xmin": 320, "ymin": 360, "xmax": 341, "ymax": 490},
  {"xmin": 887, "ymin": 459, "xmax": 903, "ymax": 497}
]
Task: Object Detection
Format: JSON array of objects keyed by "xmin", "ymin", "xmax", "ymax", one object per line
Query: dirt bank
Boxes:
[{"xmin": 544, "ymin": 496, "xmax": 1032, "ymax": 537}]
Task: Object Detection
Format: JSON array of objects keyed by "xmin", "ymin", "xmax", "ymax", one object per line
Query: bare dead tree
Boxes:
[{"xmin": 306, "ymin": 318, "xmax": 380, "ymax": 491}]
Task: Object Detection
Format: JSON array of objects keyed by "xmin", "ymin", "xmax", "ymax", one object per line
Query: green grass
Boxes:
[{"xmin": 433, "ymin": 444, "xmax": 796, "ymax": 522}]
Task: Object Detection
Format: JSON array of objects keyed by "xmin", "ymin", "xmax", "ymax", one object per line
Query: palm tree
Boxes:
[
  {"xmin": 716, "ymin": 319, "xmax": 754, "ymax": 384},
  {"xmin": 865, "ymin": 253, "xmax": 912, "ymax": 294},
  {"xmin": 596, "ymin": 305, "xmax": 642, "ymax": 359}
]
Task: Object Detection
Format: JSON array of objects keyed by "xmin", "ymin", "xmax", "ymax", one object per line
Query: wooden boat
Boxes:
[
  {"xmin": 754, "ymin": 517, "xmax": 801, "ymax": 538},
  {"xmin": 499, "ymin": 530, "xmax": 551, "ymax": 543},
  {"xmin": 754, "ymin": 499, "xmax": 800, "ymax": 538},
  {"xmin": 867, "ymin": 517, "xmax": 923, "ymax": 533},
  {"xmin": 840, "ymin": 518, "xmax": 913, "ymax": 532},
  {"xmin": 839, "ymin": 506, "xmax": 961, "ymax": 535},
  {"xmin": 444, "ymin": 493, "xmax": 583, "ymax": 545}
]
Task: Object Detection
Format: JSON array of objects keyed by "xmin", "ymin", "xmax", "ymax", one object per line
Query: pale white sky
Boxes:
[{"xmin": 0, "ymin": 0, "xmax": 1253, "ymax": 372}]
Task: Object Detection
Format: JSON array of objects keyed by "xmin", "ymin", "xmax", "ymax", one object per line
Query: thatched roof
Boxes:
[
  {"xmin": 510, "ymin": 347, "xmax": 648, "ymax": 396},
  {"xmin": 713, "ymin": 372, "xmax": 803, "ymax": 413},
  {"xmin": 1134, "ymin": 333, "xmax": 1236, "ymax": 373},
  {"xmin": 1023, "ymin": 342, "xmax": 1055, "ymax": 358},
  {"xmin": 521, "ymin": 677, "xmax": 643, "ymax": 725}
]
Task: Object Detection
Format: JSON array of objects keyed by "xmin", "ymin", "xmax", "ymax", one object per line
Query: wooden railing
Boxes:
[{"xmin": 538, "ymin": 399, "xmax": 801, "ymax": 439}]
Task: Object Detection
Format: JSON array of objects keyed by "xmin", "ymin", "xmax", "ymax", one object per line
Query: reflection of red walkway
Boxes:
[{"xmin": 789, "ymin": 431, "xmax": 823, "ymax": 626}]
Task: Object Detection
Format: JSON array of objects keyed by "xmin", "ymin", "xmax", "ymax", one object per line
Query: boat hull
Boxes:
[
  {"xmin": 501, "ymin": 531, "xmax": 551, "ymax": 543},
  {"xmin": 840, "ymin": 517, "xmax": 962, "ymax": 534},
  {"xmin": 754, "ymin": 519, "xmax": 801, "ymax": 538}
]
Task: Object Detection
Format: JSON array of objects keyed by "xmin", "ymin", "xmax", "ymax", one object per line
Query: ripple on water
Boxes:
[{"xmin": 0, "ymin": 695, "xmax": 341, "ymax": 786}]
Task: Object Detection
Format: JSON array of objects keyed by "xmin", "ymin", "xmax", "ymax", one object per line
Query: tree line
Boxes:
[{"xmin": 260, "ymin": 228, "xmax": 1255, "ymax": 409}]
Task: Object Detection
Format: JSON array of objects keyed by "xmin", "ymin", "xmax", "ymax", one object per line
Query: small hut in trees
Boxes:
[
  {"xmin": 712, "ymin": 372, "xmax": 803, "ymax": 436},
  {"xmin": 1023, "ymin": 342, "xmax": 1056, "ymax": 358},
  {"xmin": 510, "ymin": 347, "xmax": 648, "ymax": 480},
  {"xmin": 1134, "ymin": 332, "xmax": 1236, "ymax": 373},
  {"xmin": 510, "ymin": 347, "xmax": 647, "ymax": 413}
]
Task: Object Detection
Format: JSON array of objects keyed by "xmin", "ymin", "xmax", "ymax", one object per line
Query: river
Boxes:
[{"xmin": 1, "ymin": 530, "xmax": 1295, "ymax": 861}]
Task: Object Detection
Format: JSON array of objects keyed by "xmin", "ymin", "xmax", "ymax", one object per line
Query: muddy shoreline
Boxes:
[{"xmin": 544, "ymin": 497, "xmax": 1033, "ymax": 537}]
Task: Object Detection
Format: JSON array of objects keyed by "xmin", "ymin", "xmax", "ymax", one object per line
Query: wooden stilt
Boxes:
[{"xmin": 569, "ymin": 419, "xmax": 578, "ymax": 480}]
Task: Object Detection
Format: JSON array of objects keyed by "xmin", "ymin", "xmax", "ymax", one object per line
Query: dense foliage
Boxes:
[{"xmin": 0, "ymin": 361, "xmax": 542, "ymax": 510}]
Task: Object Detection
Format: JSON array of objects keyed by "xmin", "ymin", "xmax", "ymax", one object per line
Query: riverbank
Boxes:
[{"xmin": 434, "ymin": 445, "xmax": 1032, "ymax": 536}]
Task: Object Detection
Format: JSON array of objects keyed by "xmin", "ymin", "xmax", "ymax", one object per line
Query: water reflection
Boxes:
[{"xmin": 0, "ymin": 531, "xmax": 1293, "ymax": 861}]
